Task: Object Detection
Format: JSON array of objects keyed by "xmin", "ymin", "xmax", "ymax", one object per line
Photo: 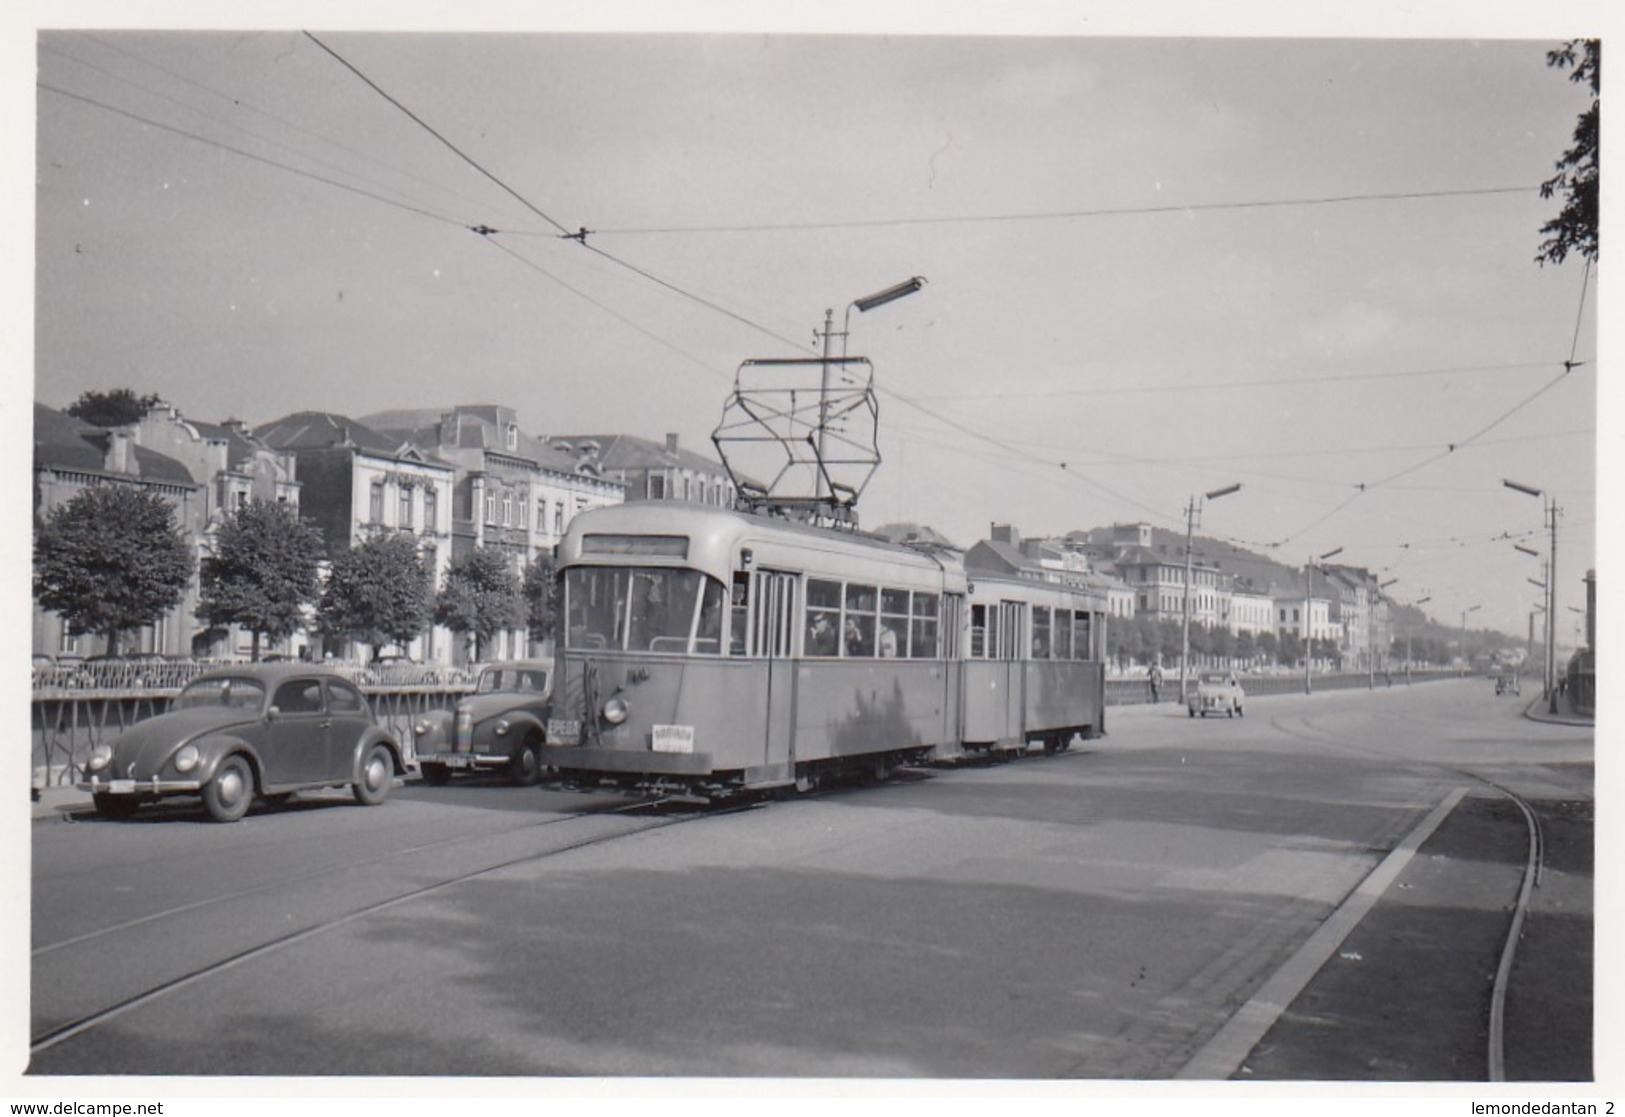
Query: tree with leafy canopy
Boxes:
[
  {"xmin": 197, "ymin": 500, "xmax": 325, "ymax": 661},
  {"xmin": 66, "ymin": 389, "xmax": 163, "ymax": 427},
  {"xmin": 34, "ymin": 485, "xmax": 193, "ymax": 653},
  {"xmin": 1537, "ymin": 39, "xmax": 1600, "ymax": 266},
  {"xmin": 435, "ymin": 547, "xmax": 526, "ymax": 662},
  {"xmin": 318, "ymin": 533, "xmax": 433, "ymax": 661},
  {"xmin": 521, "ymin": 552, "xmax": 558, "ymax": 646}
]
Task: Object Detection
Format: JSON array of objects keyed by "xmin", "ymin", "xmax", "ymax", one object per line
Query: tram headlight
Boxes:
[
  {"xmin": 87, "ymin": 744, "xmax": 113, "ymax": 772},
  {"xmin": 602, "ymin": 696, "xmax": 630, "ymax": 725},
  {"xmin": 173, "ymin": 744, "xmax": 201, "ymax": 773}
]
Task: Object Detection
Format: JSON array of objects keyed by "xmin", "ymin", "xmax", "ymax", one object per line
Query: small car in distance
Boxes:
[
  {"xmin": 1188, "ymin": 671, "xmax": 1245, "ymax": 718},
  {"xmin": 414, "ymin": 659, "xmax": 552, "ymax": 786},
  {"xmin": 1494, "ymin": 672, "xmax": 1521, "ymax": 696},
  {"xmin": 80, "ymin": 665, "xmax": 405, "ymax": 822}
]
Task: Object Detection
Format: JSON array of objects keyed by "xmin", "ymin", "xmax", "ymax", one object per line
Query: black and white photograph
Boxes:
[{"xmin": 8, "ymin": 3, "xmax": 1612, "ymax": 1109}]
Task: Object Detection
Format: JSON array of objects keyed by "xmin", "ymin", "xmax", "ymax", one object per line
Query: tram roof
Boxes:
[{"xmin": 558, "ymin": 501, "xmax": 960, "ymax": 579}]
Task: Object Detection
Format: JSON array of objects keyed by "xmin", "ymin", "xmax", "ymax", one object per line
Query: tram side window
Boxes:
[
  {"xmin": 806, "ymin": 578, "xmax": 841, "ymax": 657},
  {"xmin": 969, "ymin": 603, "xmax": 1001, "ymax": 660},
  {"xmin": 729, "ymin": 573, "xmax": 750, "ymax": 656},
  {"xmin": 1032, "ymin": 607, "xmax": 1052, "ymax": 660},
  {"xmin": 844, "ymin": 584, "xmax": 877, "ymax": 657},
  {"xmin": 879, "ymin": 588, "xmax": 909, "ymax": 657},
  {"xmin": 1072, "ymin": 610, "xmax": 1093, "ymax": 661},
  {"xmin": 910, "ymin": 592, "xmax": 939, "ymax": 659}
]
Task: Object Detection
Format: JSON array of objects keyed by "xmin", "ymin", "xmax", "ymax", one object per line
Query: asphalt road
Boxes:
[{"xmin": 26, "ymin": 678, "xmax": 1593, "ymax": 1081}]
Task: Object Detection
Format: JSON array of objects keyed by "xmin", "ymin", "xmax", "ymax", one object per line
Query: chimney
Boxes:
[
  {"xmin": 106, "ymin": 431, "xmax": 134, "ymax": 475},
  {"xmin": 665, "ymin": 433, "xmax": 679, "ymax": 454},
  {"xmin": 991, "ymin": 523, "xmax": 1019, "ymax": 547}
]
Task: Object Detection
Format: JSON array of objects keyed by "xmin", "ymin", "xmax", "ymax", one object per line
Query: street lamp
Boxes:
[
  {"xmin": 1180, "ymin": 483, "xmax": 1242, "ymax": 702},
  {"xmin": 1504, "ymin": 478, "xmax": 1561, "ymax": 713},
  {"xmin": 1372, "ymin": 577, "xmax": 1399, "ymax": 688},
  {"xmin": 815, "ymin": 277, "xmax": 927, "ymax": 502},
  {"xmin": 1304, "ymin": 546, "xmax": 1342, "ymax": 695},
  {"xmin": 1459, "ymin": 604, "xmax": 1481, "ymax": 675},
  {"xmin": 1406, "ymin": 595, "xmax": 1432, "ymax": 682}
]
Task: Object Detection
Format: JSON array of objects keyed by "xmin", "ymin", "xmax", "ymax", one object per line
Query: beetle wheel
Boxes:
[
  {"xmin": 92, "ymin": 792, "xmax": 141, "ymax": 819},
  {"xmin": 506, "ymin": 736, "xmax": 543, "ymax": 786},
  {"xmin": 352, "ymin": 743, "xmax": 394, "ymax": 806},
  {"xmin": 202, "ymin": 755, "xmax": 254, "ymax": 823}
]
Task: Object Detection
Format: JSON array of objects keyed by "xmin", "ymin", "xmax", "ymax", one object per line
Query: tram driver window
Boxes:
[{"xmin": 1032, "ymin": 607, "xmax": 1052, "ymax": 660}]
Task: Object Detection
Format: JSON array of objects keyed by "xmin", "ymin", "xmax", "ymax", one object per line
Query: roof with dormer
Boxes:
[{"xmin": 34, "ymin": 403, "xmax": 196, "ymax": 486}]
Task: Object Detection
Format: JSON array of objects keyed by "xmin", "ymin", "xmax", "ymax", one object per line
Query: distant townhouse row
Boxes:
[{"xmin": 32, "ymin": 398, "xmax": 736, "ymax": 666}]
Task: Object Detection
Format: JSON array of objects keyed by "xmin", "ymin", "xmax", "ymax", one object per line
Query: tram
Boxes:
[{"xmin": 541, "ymin": 501, "xmax": 1107, "ymax": 797}]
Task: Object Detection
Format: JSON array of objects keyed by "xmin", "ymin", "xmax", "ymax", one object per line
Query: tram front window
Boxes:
[{"xmin": 564, "ymin": 567, "xmax": 726, "ymax": 654}]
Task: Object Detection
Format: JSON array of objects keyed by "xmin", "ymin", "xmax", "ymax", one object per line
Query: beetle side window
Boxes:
[
  {"xmin": 274, "ymin": 680, "xmax": 325, "ymax": 714},
  {"xmin": 327, "ymin": 680, "xmax": 366, "ymax": 713}
]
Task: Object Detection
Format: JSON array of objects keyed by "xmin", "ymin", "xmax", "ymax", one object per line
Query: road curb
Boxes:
[{"xmin": 1175, "ymin": 784, "xmax": 1471, "ymax": 1081}]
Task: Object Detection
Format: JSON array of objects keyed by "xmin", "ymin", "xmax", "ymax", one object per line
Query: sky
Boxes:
[{"xmin": 18, "ymin": 5, "xmax": 1610, "ymax": 646}]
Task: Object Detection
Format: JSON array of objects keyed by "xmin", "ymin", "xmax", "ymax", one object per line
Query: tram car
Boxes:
[{"xmin": 541, "ymin": 502, "xmax": 1107, "ymax": 797}]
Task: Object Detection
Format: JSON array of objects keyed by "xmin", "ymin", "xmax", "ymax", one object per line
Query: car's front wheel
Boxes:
[
  {"xmin": 202, "ymin": 755, "xmax": 254, "ymax": 823},
  {"xmin": 506, "ymin": 735, "xmax": 543, "ymax": 786},
  {"xmin": 352, "ymin": 743, "xmax": 394, "ymax": 806}
]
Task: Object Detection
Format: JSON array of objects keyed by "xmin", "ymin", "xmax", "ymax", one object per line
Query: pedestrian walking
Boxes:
[{"xmin": 1148, "ymin": 663, "xmax": 1163, "ymax": 704}]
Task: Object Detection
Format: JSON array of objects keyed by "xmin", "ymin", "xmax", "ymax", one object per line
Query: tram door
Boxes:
[
  {"xmin": 963, "ymin": 600, "xmax": 1025, "ymax": 744},
  {"xmin": 755, "ymin": 570, "xmax": 798, "ymax": 772}
]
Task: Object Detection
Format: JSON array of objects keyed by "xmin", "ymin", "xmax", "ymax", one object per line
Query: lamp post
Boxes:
[
  {"xmin": 1373, "ymin": 577, "xmax": 1398, "ymax": 688},
  {"xmin": 1304, "ymin": 546, "xmax": 1342, "ymax": 694},
  {"xmin": 1504, "ymin": 478, "xmax": 1560, "ymax": 714},
  {"xmin": 1180, "ymin": 483, "xmax": 1241, "ymax": 703},
  {"xmin": 816, "ymin": 277, "xmax": 927, "ymax": 503},
  {"xmin": 1459, "ymin": 604, "xmax": 1481, "ymax": 674},
  {"xmin": 1406, "ymin": 595, "xmax": 1431, "ymax": 682}
]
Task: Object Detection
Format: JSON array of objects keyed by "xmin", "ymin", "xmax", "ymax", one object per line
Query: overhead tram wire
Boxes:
[
  {"xmin": 480, "ymin": 239, "xmax": 735, "ymax": 385},
  {"xmin": 302, "ymin": 31, "xmax": 574, "ymax": 239},
  {"xmin": 1264, "ymin": 269, "xmax": 1593, "ymax": 551},
  {"xmin": 65, "ymin": 31, "xmax": 515, "ymax": 223},
  {"xmin": 303, "ymin": 31, "xmax": 816, "ymax": 360},
  {"xmin": 38, "ymin": 82, "xmax": 476, "ymax": 235},
  {"xmin": 910, "ymin": 360, "xmax": 1557, "ymax": 402},
  {"xmin": 558, "ymin": 185, "xmax": 1541, "ymax": 237}
]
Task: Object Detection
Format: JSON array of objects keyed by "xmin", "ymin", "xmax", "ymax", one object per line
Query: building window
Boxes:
[
  {"xmin": 399, "ymin": 486, "xmax": 413, "ymax": 529},
  {"xmin": 501, "ymin": 491, "xmax": 513, "ymax": 526},
  {"xmin": 484, "ymin": 489, "xmax": 497, "ymax": 524},
  {"xmin": 648, "ymin": 474, "xmax": 666, "ymax": 500},
  {"xmin": 370, "ymin": 481, "xmax": 385, "ymax": 524},
  {"xmin": 424, "ymin": 486, "xmax": 438, "ymax": 530},
  {"xmin": 555, "ymin": 501, "xmax": 565, "ymax": 534},
  {"xmin": 506, "ymin": 424, "xmax": 518, "ymax": 451}
]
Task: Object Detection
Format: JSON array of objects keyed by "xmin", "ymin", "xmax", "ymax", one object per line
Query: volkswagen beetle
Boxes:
[
  {"xmin": 1188, "ymin": 671, "xmax": 1245, "ymax": 718},
  {"xmin": 413, "ymin": 659, "xmax": 552, "ymax": 786},
  {"xmin": 79, "ymin": 665, "xmax": 404, "ymax": 822}
]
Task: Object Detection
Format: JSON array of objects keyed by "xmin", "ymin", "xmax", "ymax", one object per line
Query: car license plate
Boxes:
[
  {"xmin": 443, "ymin": 754, "xmax": 471, "ymax": 769},
  {"xmin": 651, "ymin": 724, "xmax": 695, "ymax": 754},
  {"xmin": 108, "ymin": 779, "xmax": 136, "ymax": 794},
  {"xmin": 547, "ymin": 718, "xmax": 581, "ymax": 745}
]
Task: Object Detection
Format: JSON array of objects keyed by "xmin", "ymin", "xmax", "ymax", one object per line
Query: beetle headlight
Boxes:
[
  {"xmin": 603, "ymin": 696, "xmax": 630, "ymax": 725},
  {"xmin": 87, "ymin": 744, "xmax": 113, "ymax": 771},
  {"xmin": 493, "ymin": 719, "xmax": 510, "ymax": 736},
  {"xmin": 173, "ymin": 744, "xmax": 201, "ymax": 773}
]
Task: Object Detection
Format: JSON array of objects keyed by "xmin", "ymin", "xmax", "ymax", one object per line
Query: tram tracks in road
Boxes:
[
  {"xmin": 1246, "ymin": 712, "xmax": 1572, "ymax": 1081},
  {"xmin": 29, "ymin": 795, "xmax": 751, "ymax": 1059}
]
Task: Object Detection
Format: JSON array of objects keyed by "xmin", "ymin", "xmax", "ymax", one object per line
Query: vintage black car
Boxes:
[
  {"xmin": 79, "ymin": 665, "xmax": 404, "ymax": 822},
  {"xmin": 413, "ymin": 660, "xmax": 552, "ymax": 785}
]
